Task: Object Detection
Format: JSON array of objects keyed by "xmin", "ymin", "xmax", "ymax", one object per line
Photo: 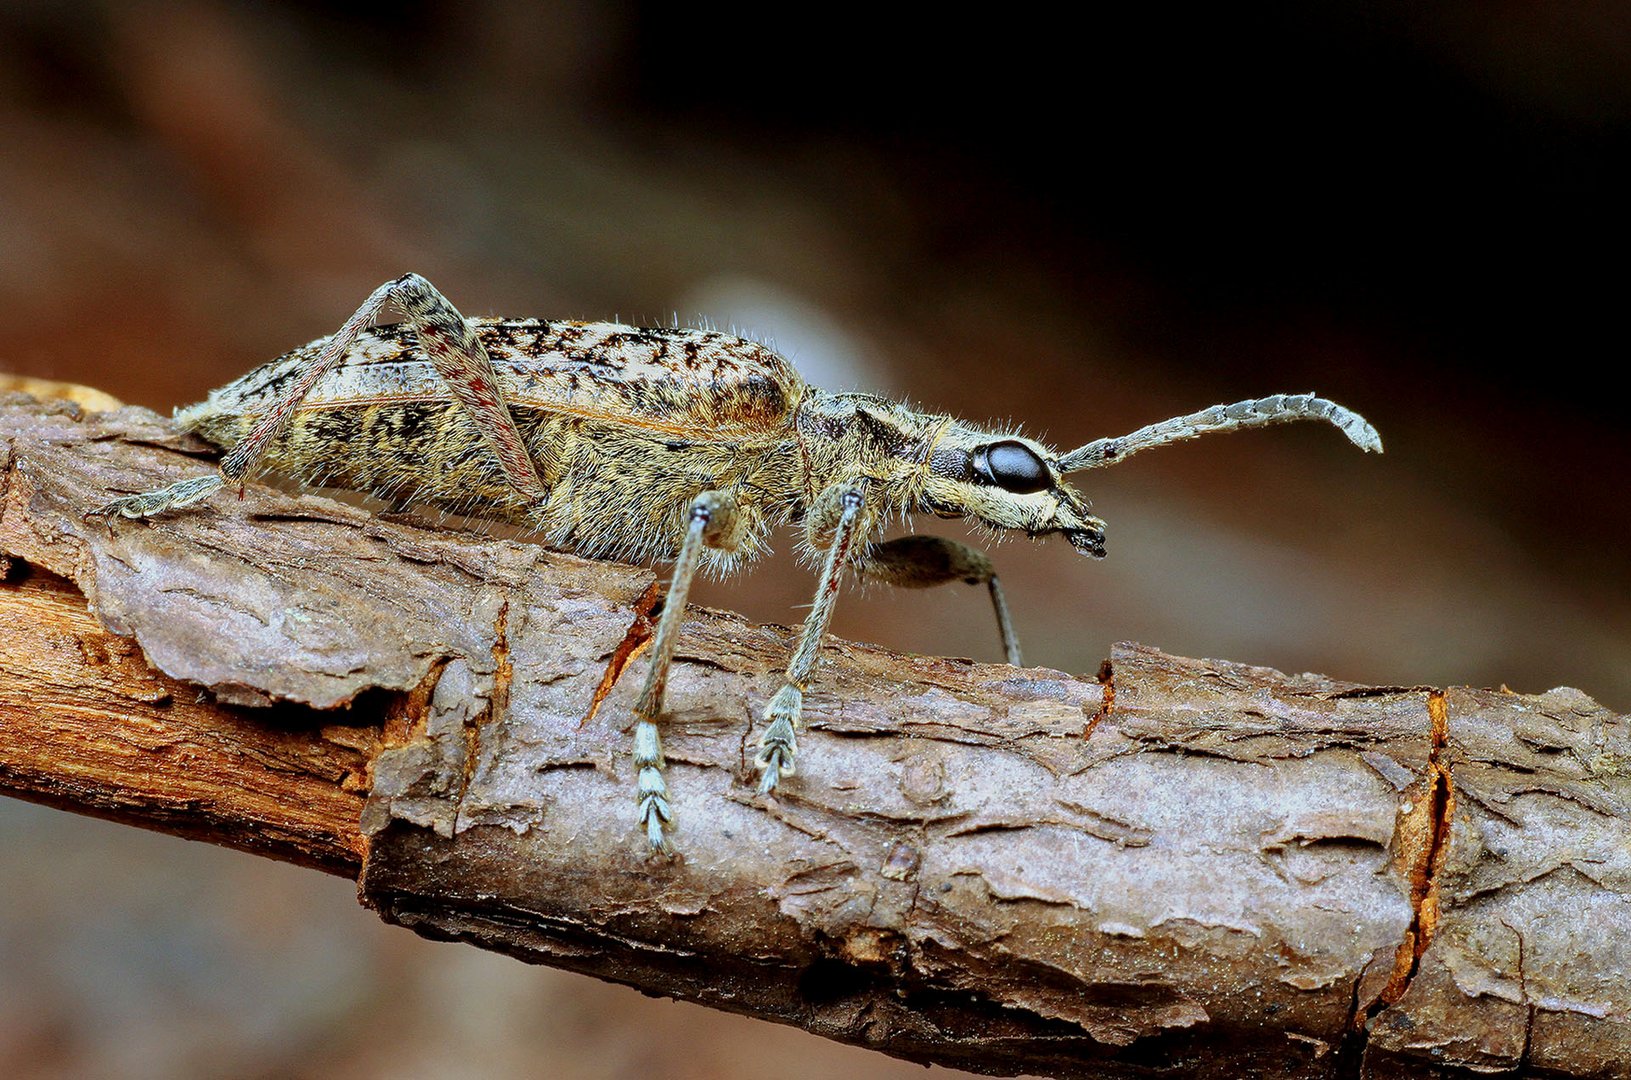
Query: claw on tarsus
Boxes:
[
  {"xmin": 633, "ymin": 718, "xmax": 674, "ymax": 855},
  {"xmin": 754, "ymin": 695, "xmax": 801, "ymax": 795},
  {"xmin": 640, "ymin": 799, "xmax": 672, "ymax": 855}
]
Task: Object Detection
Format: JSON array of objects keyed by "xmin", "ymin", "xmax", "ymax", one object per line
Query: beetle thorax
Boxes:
[{"xmin": 795, "ymin": 391, "xmax": 947, "ymax": 513}]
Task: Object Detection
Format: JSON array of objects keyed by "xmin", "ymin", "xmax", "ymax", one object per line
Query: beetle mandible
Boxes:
[{"xmin": 96, "ymin": 273, "xmax": 1383, "ymax": 853}]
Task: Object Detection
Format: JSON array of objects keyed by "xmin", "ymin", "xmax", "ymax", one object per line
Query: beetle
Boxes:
[{"xmin": 96, "ymin": 273, "xmax": 1383, "ymax": 852}]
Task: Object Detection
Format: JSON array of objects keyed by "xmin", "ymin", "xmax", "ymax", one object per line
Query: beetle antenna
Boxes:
[{"xmin": 1057, "ymin": 393, "xmax": 1382, "ymax": 472}]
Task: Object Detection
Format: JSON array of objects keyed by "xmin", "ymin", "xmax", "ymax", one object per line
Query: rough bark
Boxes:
[{"xmin": 1, "ymin": 391, "xmax": 1627, "ymax": 1079}]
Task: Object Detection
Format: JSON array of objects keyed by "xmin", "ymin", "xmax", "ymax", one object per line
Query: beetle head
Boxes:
[{"xmin": 921, "ymin": 424, "xmax": 1107, "ymax": 558}]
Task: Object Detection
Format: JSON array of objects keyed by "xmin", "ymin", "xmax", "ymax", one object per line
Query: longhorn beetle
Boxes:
[{"xmin": 96, "ymin": 273, "xmax": 1383, "ymax": 853}]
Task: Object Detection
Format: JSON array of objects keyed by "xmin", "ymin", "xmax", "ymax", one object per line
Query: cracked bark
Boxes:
[{"xmin": 2, "ymin": 391, "xmax": 1629, "ymax": 1079}]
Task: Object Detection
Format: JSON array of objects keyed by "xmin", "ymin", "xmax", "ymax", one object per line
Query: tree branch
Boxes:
[{"xmin": 2, "ymin": 391, "xmax": 1628, "ymax": 1079}]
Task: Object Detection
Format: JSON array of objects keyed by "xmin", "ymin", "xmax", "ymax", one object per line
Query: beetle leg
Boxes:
[
  {"xmin": 632, "ymin": 489, "xmax": 740, "ymax": 854},
  {"xmin": 93, "ymin": 273, "xmax": 547, "ymax": 519},
  {"xmin": 755, "ymin": 479, "xmax": 871, "ymax": 795},
  {"xmin": 92, "ymin": 473, "xmax": 228, "ymax": 521},
  {"xmin": 860, "ymin": 535, "xmax": 1021, "ymax": 666}
]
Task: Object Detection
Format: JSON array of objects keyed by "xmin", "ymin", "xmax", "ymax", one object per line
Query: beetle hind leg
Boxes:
[
  {"xmin": 630, "ymin": 489, "xmax": 740, "ymax": 854},
  {"xmin": 90, "ymin": 474, "xmax": 226, "ymax": 521},
  {"xmin": 92, "ymin": 273, "xmax": 550, "ymax": 520}
]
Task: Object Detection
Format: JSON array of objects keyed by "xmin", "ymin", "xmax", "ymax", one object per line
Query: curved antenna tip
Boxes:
[{"xmin": 1329, "ymin": 403, "xmax": 1384, "ymax": 454}]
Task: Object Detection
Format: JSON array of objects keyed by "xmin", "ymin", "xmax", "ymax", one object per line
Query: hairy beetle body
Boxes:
[
  {"xmin": 100, "ymin": 272, "xmax": 1382, "ymax": 853},
  {"xmin": 183, "ymin": 319, "xmax": 812, "ymax": 569}
]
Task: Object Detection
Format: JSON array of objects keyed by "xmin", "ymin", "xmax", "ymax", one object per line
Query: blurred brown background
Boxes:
[{"xmin": 2, "ymin": 2, "xmax": 1627, "ymax": 1077}]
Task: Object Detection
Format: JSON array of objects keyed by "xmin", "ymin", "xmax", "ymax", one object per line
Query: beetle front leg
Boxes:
[
  {"xmin": 631, "ymin": 489, "xmax": 740, "ymax": 854},
  {"xmin": 860, "ymin": 535, "xmax": 1021, "ymax": 666},
  {"xmin": 756, "ymin": 480, "xmax": 870, "ymax": 795}
]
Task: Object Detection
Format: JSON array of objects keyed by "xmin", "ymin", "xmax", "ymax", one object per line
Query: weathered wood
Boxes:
[
  {"xmin": 0, "ymin": 565, "xmax": 369, "ymax": 874},
  {"xmin": 2, "ymin": 392, "xmax": 1628, "ymax": 1078}
]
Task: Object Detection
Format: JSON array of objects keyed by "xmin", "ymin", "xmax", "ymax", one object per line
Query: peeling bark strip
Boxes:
[{"xmin": 3, "ymin": 393, "xmax": 1630, "ymax": 1079}]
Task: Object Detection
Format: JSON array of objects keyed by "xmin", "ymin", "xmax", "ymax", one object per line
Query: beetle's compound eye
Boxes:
[{"xmin": 973, "ymin": 441, "xmax": 1051, "ymax": 494}]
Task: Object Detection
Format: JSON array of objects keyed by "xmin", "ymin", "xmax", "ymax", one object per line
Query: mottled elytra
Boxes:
[{"xmin": 95, "ymin": 273, "xmax": 1383, "ymax": 853}]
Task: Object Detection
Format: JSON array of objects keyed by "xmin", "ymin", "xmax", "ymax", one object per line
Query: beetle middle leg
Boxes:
[
  {"xmin": 860, "ymin": 535, "xmax": 1021, "ymax": 666},
  {"xmin": 95, "ymin": 273, "xmax": 549, "ymax": 519},
  {"xmin": 755, "ymin": 479, "xmax": 871, "ymax": 796},
  {"xmin": 631, "ymin": 489, "xmax": 741, "ymax": 854}
]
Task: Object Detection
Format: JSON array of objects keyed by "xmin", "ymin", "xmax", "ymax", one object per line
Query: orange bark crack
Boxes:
[
  {"xmin": 1376, "ymin": 688, "xmax": 1453, "ymax": 1008},
  {"xmin": 459, "ymin": 599, "xmax": 511, "ymax": 800},
  {"xmin": 369, "ymin": 658, "xmax": 447, "ymax": 792},
  {"xmin": 1084, "ymin": 657, "xmax": 1114, "ymax": 739},
  {"xmin": 582, "ymin": 578, "xmax": 665, "ymax": 725}
]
